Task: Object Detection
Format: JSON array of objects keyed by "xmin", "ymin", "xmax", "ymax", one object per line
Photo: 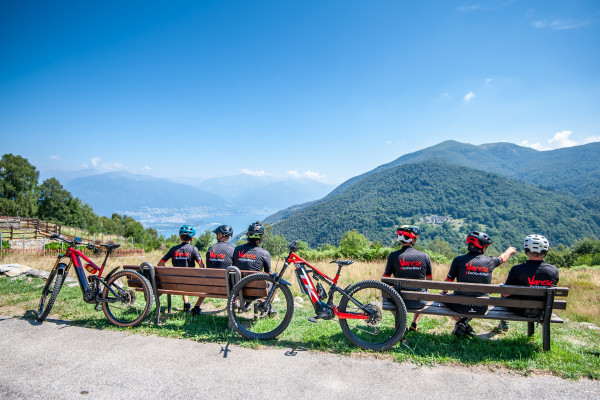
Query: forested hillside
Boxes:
[{"xmin": 270, "ymin": 160, "xmax": 600, "ymax": 252}]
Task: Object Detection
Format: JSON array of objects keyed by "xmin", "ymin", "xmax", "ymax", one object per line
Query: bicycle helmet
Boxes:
[
  {"xmin": 247, "ymin": 222, "xmax": 265, "ymax": 239},
  {"xmin": 466, "ymin": 231, "xmax": 492, "ymax": 250},
  {"xmin": 179, "ymin": 225, "xmax": 196, "ymax": 238},
  {"xmin": 523, "ymin": 234, "xmax": 549, "ymax": 254},
  {"xmin": 397, "ymin": 225, "xmax": 419, "ymax": 244},
  {"xmin": 213, "ymin": 225, "xmax": 233, "ymax": 237}
]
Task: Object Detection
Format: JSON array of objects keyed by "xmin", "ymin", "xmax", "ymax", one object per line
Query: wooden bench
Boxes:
[
  {"xmin": 125, "ymin": 263, "xmax": 268, "ymax": 325},
  {"xmin": 381, "ymin": 278, "xmax": 569, "ymax": 351}
]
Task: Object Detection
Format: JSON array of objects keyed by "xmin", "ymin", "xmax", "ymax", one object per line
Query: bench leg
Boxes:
[
  {"xmin": 542, "ymin": 290, "xmax": 555, "ymax": 352},
  {"xmin": 527, "ymin": 322, "xmax": 535, "ymax": 337},
  {"xmin": 168, "ymin": 294, "xmax": 172, "ymax": 314}
]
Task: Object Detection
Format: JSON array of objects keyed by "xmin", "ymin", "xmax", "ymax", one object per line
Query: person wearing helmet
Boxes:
[
  {"xmin": 232, "ymin": 222, "xmax": 271, "ymax": 273},
  {"xmin": 205, "ymin": 225, "xmax": 234, "ymax": 269},
  {"xmin": 157, "ymin": 225, "xmax": 205, "ymax": 313},
  {"xmin": 382, "ymin": 225, "xmax": 432, "ymax": 332},
  {"xmin": 495, "ymin": 234, "xmax": 559, "ymax": 332},
  {"xmin": 442, "ymin": 231, "xmax": 516, "ymax": 337}
]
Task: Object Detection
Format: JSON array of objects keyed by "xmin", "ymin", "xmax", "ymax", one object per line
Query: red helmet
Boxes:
[
  {"xmin": 397, "ymin": 225, "xmax": 419, "ymax": 244},
  {"xmin": 466, "ymin": 231, "xmax": 492, "ymax": 250}
]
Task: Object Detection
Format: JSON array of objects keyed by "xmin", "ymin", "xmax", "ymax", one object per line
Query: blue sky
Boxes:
[{"xmin": 1, "ymin": 0, "xmax": 599, "ymax": 185}]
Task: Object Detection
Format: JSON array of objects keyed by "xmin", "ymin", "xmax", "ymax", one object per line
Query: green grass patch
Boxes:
[{"xmin": 2, "ymin": 276, "xmax": 599, "ymax": 380}]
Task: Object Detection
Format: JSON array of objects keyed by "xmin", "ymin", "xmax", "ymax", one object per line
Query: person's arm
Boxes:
[
  {"xmin": 197, "ymin": 259, "xmax": 205, "ymax": 268},
  {"xmin": 499, "ymin": 246, "xmax": 517, "ymax": 263},
  {"xmin": 157, "ymin": 259, "xmax": 166, "ymax": 266},
  {"xmin": 382, "ymin": 254, "xmax": 393, "ymax": 278}
]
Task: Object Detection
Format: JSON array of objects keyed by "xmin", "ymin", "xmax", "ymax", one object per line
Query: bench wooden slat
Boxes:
[
  {"xmin": 401, "ymin": 302, "xmax": 564, "ymax": 323},
  {"xmin": 382, "ymin": 277, "xmax": 569, "ymax": 297}
]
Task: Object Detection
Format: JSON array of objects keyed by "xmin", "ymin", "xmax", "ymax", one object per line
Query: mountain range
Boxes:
[{"xmin": 266, "ymin": 141, "xmax": 600, "ymax": 251}]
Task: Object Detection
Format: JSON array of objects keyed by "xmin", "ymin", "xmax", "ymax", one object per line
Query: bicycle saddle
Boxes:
[
  {"xmin": 330, "ymin": 260, "xmax": 354, "ymax": 266},
  {"xmin": 100, "ymin": 244, "xmax": 121, "ymax": 250}
]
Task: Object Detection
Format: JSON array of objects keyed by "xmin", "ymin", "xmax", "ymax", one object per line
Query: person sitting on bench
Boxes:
[
  {"xmin": 157, "ymin": 225, "xmax": 205, "ymax": 314},
  {"xmin": 496, "ymin": 234, "xmax": 559, "ymax": 333},
  {"xmin": 441, "ymin": 231, "xmax": 516, "ymax": 337}
]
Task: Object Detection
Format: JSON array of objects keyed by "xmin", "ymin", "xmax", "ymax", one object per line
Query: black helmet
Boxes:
[
  {"xmin": 247, "ymin": 222, "xmax": 265, "ymax": 239},
  {"xmin": 466, "ymin": 231, "xmax": 492, "ymax": 250},
  {"xmin": 213, "ymin": 225, "xmax": 233, "ymax": 237}
]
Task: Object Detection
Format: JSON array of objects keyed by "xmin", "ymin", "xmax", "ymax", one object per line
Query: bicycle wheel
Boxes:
[
  {"xmin": 101, "ymin": 269, "xmax": 154, "ymax": 328},
  {"xmin": 338, "ymin": 280, "xmax": 407, "ymax": 351},
  {"xmin": 227, "ymin": 273, "xmax": 294, "ymax": 340},
  {"xmin": 37, "ymin": 264, "xmax": 67, "ymax": 321}
]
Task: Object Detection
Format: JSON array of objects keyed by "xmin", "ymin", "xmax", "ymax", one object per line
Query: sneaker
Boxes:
[
  {"xmin": 498, "ymin": 320, "xmax": 510, "ymax": 332},
  {"xmin": 267, "ymin": 305, "xmax": 278, "ymax": 317},
  {"xmin": 464, "ymin": 323, "xmax": 477, "ymax": 337},
  {"xmin": 183, "ymin": 302, "xmax": 191, "ymax": 312},
  {"xmin": 191, "ymin": 306, "xmax": 203, "ymax": 315},
  {"xmin": 408, "ymin": 323, "xmax": 419, "ymax": 332},
  {"xmin": 452, "ymin": 322, "xmax": 467, "ymax": 337}
]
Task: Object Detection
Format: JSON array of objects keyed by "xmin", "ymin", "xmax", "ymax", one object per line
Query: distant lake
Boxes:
[{"xmin": 121, "ymin": 207, "xmax": 273, "ymax": 239}]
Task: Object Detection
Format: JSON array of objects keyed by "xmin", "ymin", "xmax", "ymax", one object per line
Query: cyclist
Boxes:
[
  {"xmin": 157, "ymin": 225, "xmax": 205, "ymax": 313},
  {"xmin": 205, "ymin": 225, "xmax": 234, "ymax": 269},
  {"xmin": 382, "ymin": 225, "xmax": 432, "ymax": 332},
  {"xmin": 495, "ymin": 234, "xmax": 559, "ymax": 333},
  {"xmin": 233, "ymin": 222, "xmax": 271, "ymax": 272},
  {"xmin": 441, "ymin": 231, "xmax": 516, "ymax": 337}
]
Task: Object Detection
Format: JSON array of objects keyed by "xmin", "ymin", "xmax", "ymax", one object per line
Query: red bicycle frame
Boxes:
[{"xmin": 284, "ymin": 252, "xmax": 368, "ymax": 320}]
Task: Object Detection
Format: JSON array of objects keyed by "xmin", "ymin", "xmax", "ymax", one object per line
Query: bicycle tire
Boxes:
[
  {"xmin": 37, "ymin": 264, "xmax": 67, "ymax": 322},
  {"xmin": 338, "ymin": 280, "xmax": 407, "ymax": 351},
  {"xmin": 101, "ymin": 269, "xmax": 154, "ymax": 328},
  {"xmin": 227, "ymin": 273, "xmax": 294, "ymax": 340}
]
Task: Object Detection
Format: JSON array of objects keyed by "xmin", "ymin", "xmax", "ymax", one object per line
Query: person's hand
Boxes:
[{"xmin": 507, "ymin": 246, "xmax": 517, "ymax": 255}]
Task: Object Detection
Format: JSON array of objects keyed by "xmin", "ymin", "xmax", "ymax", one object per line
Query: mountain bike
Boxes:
[
  {"xmin": 37, "ymin": 233, "xmax": 154, "ymax": 327},
  {"xmin": 227, "ymin": 242, "xmax": 407, "ymax": 351}
]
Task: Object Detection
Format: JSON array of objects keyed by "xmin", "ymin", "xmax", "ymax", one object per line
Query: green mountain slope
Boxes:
[
  {"xmin": 265, "ymin": 140, "xmax": 600, "ymax": 225},
  {"xmin": 271, "ymin": 160, "xmax": 600, "ymax": 251}
]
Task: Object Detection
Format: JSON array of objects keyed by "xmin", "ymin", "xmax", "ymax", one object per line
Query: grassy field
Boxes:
[{"xmin": 1, "ymin": 250, "xmax": 599, "ymax": 379}]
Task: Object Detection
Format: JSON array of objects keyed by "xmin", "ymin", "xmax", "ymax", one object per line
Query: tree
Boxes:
[
  {"xmin": 339, "ymin": 230, "xmax": 370, "ymax": 257},
  {"xmin": 194, "ymin": 230, "xmax": 215, "ymax": 253},
  {"xmin": 0, "ymin": 154, "xmax": 39, "ymax": 217},
  {"xmin": 37, "ymin": 178, "xmax": 73, "ymax": 223}
]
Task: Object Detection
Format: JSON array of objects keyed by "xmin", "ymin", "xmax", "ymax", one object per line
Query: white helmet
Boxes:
[{"xmin": 523, "ymin": 234, "xmax": 549, "ymax": 253}]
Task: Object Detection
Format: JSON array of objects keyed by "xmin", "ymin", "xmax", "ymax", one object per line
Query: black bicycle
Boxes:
[
  {"xmin": 227, "ymin": 242, "xmax": 407, "ymax": 351},
  {"xmin": 37, "ymin": 233, "xmax": 154, "ymax": 327}
]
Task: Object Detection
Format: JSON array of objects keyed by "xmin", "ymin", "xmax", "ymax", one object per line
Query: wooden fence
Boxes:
[{"xmin": 0, "ymin": 248, "xmax": 144, "ymax": 258}]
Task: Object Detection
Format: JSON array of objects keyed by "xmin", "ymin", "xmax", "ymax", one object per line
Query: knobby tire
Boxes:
[
  {"xmin": 102, "ymin": 269, "xmax": 154, "ymax": 328},
  {"xmin": 37, "ymin": 265, "xmax": 67, "ymax": 322},
  {"xmin": 338, "ymin": 280, "xmax": 407, "ymax": 351},
  {"xmin": 227, "ymin": 273, "xmax": 294, "ymax": 340}
]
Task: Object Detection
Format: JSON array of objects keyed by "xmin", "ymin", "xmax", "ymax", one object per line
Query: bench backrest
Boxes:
[
  {"xmin": 124, "ymin": 265, "xmax": 268, "ymax": 299},
  {"xmin": 382, "ymin": 277, "xmax": 569, "ymax": 310}
]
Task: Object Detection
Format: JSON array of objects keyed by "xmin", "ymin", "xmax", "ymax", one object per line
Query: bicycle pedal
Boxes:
[
  {"xmin": 307, "ymin": 317, "xmax": 318, "ymax": 323},
  {"xmin": 94, "ymin": 302, "xmax": 101, "ymax": 311}
]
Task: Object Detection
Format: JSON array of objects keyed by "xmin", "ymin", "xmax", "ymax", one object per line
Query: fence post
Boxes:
[
  {"xmin": 1, "ymin": 232, "xmax": 2, "ymax": 250},
  {"xmin": 131, "ymin": 237, "xmax": 133, "ymax": 250},
  {"xmin": 23, "ymin": 233, "xmax": 25, "ymax": 250}
]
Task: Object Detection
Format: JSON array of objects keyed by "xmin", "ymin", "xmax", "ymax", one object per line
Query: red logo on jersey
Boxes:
[
  {"xmin": 174, "ymin": 251, "xmax": 190, "ymax": 258},
  {"xmin": 209, "ymin": 251, "xmax": 226, "ymax": 259},
  {"xmin": 527, "ymin": 276, "xmax": 553, "ymax": 286},
  {"xmin": 465, "ymin": 261, "xmax": 489, "ymax": 273},
  {"xmin": 398, "ymin": 257, "xmax": 422, "ymax": 268},
  {"xmin": 238, "ymin": 251, "xmax": 256, "ymax": 260}
]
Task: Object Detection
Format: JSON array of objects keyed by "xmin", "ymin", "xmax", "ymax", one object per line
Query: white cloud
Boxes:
[
  {"xmin": 143, "ymin": 166, "xmax": 152, "ymax": 171},
  {"xmin": 584, "ymin": 136, "xmax": 600, "ymax": 144},
  {"xmin": 241, "ymin": 168, "xmax": 266, "ymax": 176},
  {"xmin": 287, "ymin": 170, "xmax": 326, "ymax": 181},
  {"xmin": 464, "ymin": 91, "xmax": 476, "ymax": 102},
  {"xmin": 91, "ymin": 157, "xmax": 101, "ymax": 167},
  {"xmin": 532, "ymin": 19, "xmax": 592, "ymax": 31},
  {"xmin": 386, "ymin": 140, "xmax": 392, "ymax": 145},
  {"xmin": 50, "ymin": 155, "xmax": 60, "ymax": 160},
  {"xmin": 521, "ymin": 130, "xmax": 580, "ymax": 151},
  {"xmin": 82, "ymin": 163, "xmax": 89, "ymax": 168},
  {"xmin": 548, "ymin": 130, "xmax": 577, "ymax": 148},
  {"xmin": 485, "ymin": 78, "xmax": 494, "ymax": 86}
]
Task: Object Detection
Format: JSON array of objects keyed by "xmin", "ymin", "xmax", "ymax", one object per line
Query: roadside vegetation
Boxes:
[{"xmin": 1, "ymin": 250, "xmax": 598, "ymax": 380}]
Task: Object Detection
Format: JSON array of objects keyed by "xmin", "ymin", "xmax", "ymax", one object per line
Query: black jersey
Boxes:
[
  {"xmin": 232, "ymin": 243, "xmax": 271, "ymax": 273},
  {"xmin": 161, "ymin": 242, "xmax": 202, "ymax": 268},
  {"xmin": 205, "ymin": 241, "xmax": 234, "ymax": 269},
  {"xmin": 384, "ymin": 246, "xmax": 432, "ymax": 291},
  {"xmin": 446, "ymin": 251, "xmax": 503, "ymax": 297},
  {"xmin": 505, "ymin": 260, "xmax": 559, "ymax": 292}
]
